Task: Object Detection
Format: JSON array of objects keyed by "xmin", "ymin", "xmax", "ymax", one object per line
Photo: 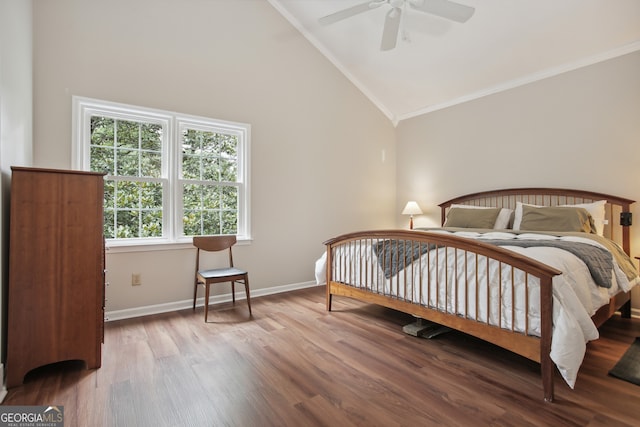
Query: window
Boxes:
[{"xmin": 73, "ymin": 97, "xmax": 250, "ymax": 247}]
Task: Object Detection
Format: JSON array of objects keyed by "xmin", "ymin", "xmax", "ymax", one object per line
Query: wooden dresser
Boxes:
[{"xmin": 6, "ymin": 166, "xmax": 106, "ymax": 388}]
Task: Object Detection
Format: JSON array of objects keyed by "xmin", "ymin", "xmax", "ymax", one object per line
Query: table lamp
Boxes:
[{"xmin": 402, "ymin": 201, "xmax": 423, "ymax": 229}]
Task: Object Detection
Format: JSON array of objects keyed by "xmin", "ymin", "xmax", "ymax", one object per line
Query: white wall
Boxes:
[
  {"xmin": 396, "ymin": 50, "xmax": 640, "ymax": 309},
  {"xmin": 32, "ymin": 1, "xmax": 638, "ymax": 316},
  {"xmin": 32, "ymin": 0, "xmax": 396, "ymax": 313},
  {"xmin": 0, "ymin": 0, "xmax": 33, "ymax": 398},
  {"xmin": 0, "ymin": 0, "xmax": 33, "ymax": 204}
]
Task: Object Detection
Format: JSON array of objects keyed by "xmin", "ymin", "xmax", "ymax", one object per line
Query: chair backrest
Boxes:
[
  {"xmin": 193, "ymin": 235, "xmax": 237, "ymax": 252},
  {"xmin": 193, "ymin": 235, "xmax": 237, "ymax": 269}
]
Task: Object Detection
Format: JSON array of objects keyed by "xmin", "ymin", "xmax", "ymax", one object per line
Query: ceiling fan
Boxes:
[{"xmin": 318, "ymin": 0, "xmax": 475, "ymax": 51}]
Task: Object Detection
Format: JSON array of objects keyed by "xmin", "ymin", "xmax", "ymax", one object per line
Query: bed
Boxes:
[{"xmin": 317, "ymin": 188, "xmax": 639, "ymax": 402}]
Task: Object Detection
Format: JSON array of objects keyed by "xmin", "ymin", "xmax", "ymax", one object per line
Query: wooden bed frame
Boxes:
[{"xmin": 324, "ymin": 188, "xmax": 635, "ymax": 402}]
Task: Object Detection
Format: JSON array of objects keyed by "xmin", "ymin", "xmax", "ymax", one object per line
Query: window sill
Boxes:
[{"xmin": 105, "ymin": 237, "xmax": 253, "ymax": 254}]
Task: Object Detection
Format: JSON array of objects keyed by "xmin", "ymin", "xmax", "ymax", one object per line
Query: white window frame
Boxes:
[{"xmin": 72, "ymin": 96, "xmax": 251, "ymax": 251}]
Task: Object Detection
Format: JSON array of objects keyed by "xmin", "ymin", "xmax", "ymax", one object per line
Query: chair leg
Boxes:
[
  {"xmin": 193, "ymin": 280, "xmax": 199, "ymax": 310},
  {"xmin": 231, "ymin": 282, "xmax": 236, "ymax": 304},
  {"xmin": 244, "ymin": 276, "xmax": 252, "ymax": 316},
  {"xmin": 204, "ymin": 283, "xmax": 211, "ymax": 322}
]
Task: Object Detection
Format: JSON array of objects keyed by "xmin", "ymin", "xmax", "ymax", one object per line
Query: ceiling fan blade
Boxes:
[
  {"xmin": 409, "ymin": 0, "xmax": 475, "ymax": 23},
  {"xmin": 319, "ymin": 1, "xmax": 386, "ymax": 26},
  {"xmin": 380, "ymin": 7, "xmax": 402, "ymax": 51}
]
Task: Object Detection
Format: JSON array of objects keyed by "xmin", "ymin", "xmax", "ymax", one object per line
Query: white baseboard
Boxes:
[
  {"xmin": 106, "ymin": 283, "xmax": 640, "ymax": 323},
  {"xmin": 105, "ymin": 280, "xmax": 322, "ymax": 322}
]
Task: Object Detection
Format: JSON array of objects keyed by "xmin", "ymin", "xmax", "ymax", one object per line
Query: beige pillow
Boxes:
[
  {"xmin": 519, "ymin": 206, "xmax": 596, "ymax": 233},
  {"xmin": 560, "ymin": 200, "xmax": 606, "ymax": 236},
  {"xmin": 449, "ymin": 204, "xmax": 513, "ymax": 229},
  {"xmin": 444, "ymin": 207, "xmax": 501, "ymax": 229}
]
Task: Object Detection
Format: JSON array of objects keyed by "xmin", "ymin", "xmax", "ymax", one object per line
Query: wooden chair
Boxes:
[{"xmin": 193, "ymin": 235, "xmax": 252, "ymax": 322}]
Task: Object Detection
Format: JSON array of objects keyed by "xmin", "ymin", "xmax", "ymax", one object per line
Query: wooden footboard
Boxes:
[{"xmin": 325, "ymin": 230, "xmax": 563, "ymax": 401}]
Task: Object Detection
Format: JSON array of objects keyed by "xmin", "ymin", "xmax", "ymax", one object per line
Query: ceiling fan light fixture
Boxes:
[
  {"xmin": 381, "ymin": 7, "xmax": 402, "ymax": 51},
  {"xmin": 409, "ymin": 0, "xmax": 475, "ymax": 23},
  {"xmin": 319, "ymin": 0, "xmax": 475, "ymax": 50}
]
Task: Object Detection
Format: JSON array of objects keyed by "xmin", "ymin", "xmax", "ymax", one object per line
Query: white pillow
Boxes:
[
  {"xmin": 449, "ymin": 204, "xmax": 514, "ymax": 229},
  {"xmin": 560, "ymin": 200, "xmax": 607, "ymax": 236}
]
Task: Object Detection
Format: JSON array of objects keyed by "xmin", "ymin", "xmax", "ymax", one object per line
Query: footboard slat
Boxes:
[{"xmin": 325, "ymin": 229, "xmax": 562, "ymax": 401}]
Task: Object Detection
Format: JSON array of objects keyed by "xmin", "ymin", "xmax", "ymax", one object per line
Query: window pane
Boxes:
[
  {"xmin": 103, "ymin": 180, "xmax": 115, "ymax": 209},
  {"xmin": 219, "ymin": 158, "xmax": 237, "ymax": 182},
  {"xmin": 221, "ymin": 186, "xmax": 237, "ymax": 210},
  {"xmin": 180, "ymin": 129, "xmax": 239, "ymax": 183},
  {"xmin": 116, "ymin": 120, "xmax": 139, "ymax": 149},
  {"xmin": 91, "ymin": 146, "xmax": 114, "ymax": 175},
  {"xmin": 202, "ymin": 185, "xmax": 221, "ymax": 209},
  {"xmin": 181, "ymin": 183, "xmax": 238, "ymax": 236},
  {"xmin": 106, "ymin": 181, "xmax": 165, "ymax": 239},
  {"xmin": 117, "ymin": 181, "xmax": 140, "ymax": 209},
  {"xmin": 182, "ymin": 155, "xmax": 200, "ymax": 180},
  {"xmin": 140, "ymin": 123, "xmax": 162, "ymax": 151},
  {"xmin": 90, "ymin": 117, "xmax": 114, "ymax": 147},
  {"xmin": 202, "ymin": 210, "xmax": 221, "ymax": 235},
  {"xmin": 183, "ymin": 184, "xmax": 201, "ymax": 209},
  {"xmin": 104, "ymin": 210, "xmax": 115, "ymax": 239},
  {"xmin": 140, "ymin": 152, "xmax": 161, "ymax": 178},
  {"xmin": 141, "ymin": 210, "xmax": 163, "ymax": 237},
  {"xmin": 221, "ymin": 210, "xmax": 237, "ymax": 234},
  {"xmin": 220, "ymin": 134, "xmax": 238, "ymax": 157},
  {"xmin": 182, "ymin": 129, "xmax": 199, "ymax": 154},
  {"xmin": 201, "ymin": 132, "xmax": 218, "ymax": 156},
  {"xmin": 202, "ymin": 158, "xmax": 219, "ymax": 182},
  {"xmin": 140, "ymin": 182, "xmax": 163, "ymax": 209},
  {"xmin": 183, "ymin": 210, "xmax": 201, "ymax": 236},
  {"xmin": 117, "ymin": 149, "xmax": 139, "ymax": 176},
  {"xmin": 116, "ymin": 210, "xmax": 139, "ymax": 238}
]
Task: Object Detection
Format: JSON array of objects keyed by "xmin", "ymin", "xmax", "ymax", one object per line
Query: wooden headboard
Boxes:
[{"xmin": 439, "ymin": 188, "xmax": 635, "ymax": 255}]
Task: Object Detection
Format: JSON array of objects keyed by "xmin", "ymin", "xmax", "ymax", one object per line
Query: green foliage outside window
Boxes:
[
  {"xmin": 90, "ymin": 116, "xmax": 163, "ymax": 239},
  {"xmin": 181, "ymin": 129, "xmax": 239, "ymax": 236},
  {"xmin": 89, "ymin": 116, "xmax": 241, "ymax": 239}
]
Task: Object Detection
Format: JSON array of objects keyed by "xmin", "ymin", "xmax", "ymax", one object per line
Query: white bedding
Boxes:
[{"xmin": 315, "ymin": 230, "xmax": 639, "ymax": 389}]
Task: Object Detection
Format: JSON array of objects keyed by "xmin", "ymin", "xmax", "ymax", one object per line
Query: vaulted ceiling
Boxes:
[{"xmin": 268, "ymin": 0, "xmax": 640, "ymax": 124}]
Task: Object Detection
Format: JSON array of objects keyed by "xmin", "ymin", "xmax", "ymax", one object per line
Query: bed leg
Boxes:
[
  {"xmin": 325, "ymin": 246, "xmax": 332, "ymax": 312},
  {"xmin": 540, "ymin": 276, "xmax": 554, "ymax": 402},
  {"xmin": 541, "ymin": 357, "xmax": 554, "ymax": 402},
  {"xmin": 620, "ymin": 299, "xmax": 632, "ymax": 318}
]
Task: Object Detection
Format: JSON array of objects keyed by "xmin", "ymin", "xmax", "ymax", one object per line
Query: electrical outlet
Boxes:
[{"xmin": 132, "ymin": 273, "xmax": 142, "ymax": 286}]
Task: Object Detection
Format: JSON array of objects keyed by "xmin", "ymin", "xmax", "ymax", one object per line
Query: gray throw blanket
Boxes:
[
  {"xmin": 373, "ymin": 240, "xmax": 432, "ymax": 280},
  {"xmin": 482, "ymin": 239, "xmax": 613, "ymax": 288},
  {"xmin": 373, "ymin": 238, "xmax": 614, "ymax": 288}
]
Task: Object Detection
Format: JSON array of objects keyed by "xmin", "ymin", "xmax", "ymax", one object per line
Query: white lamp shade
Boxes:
[{"xmin": 402, "ymin": 201, "xmax": 423, "ymax": 216}]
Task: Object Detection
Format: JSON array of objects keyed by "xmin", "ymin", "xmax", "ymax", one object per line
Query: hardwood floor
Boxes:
[{"xmin": 3, "ymin": 286, "xmax": 640, "ymax": 426}]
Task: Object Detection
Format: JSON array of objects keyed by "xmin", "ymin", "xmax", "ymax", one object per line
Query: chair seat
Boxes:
[{"xmin": 198, "ymin": 267, "xmax": 247, "ymax": 280}]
